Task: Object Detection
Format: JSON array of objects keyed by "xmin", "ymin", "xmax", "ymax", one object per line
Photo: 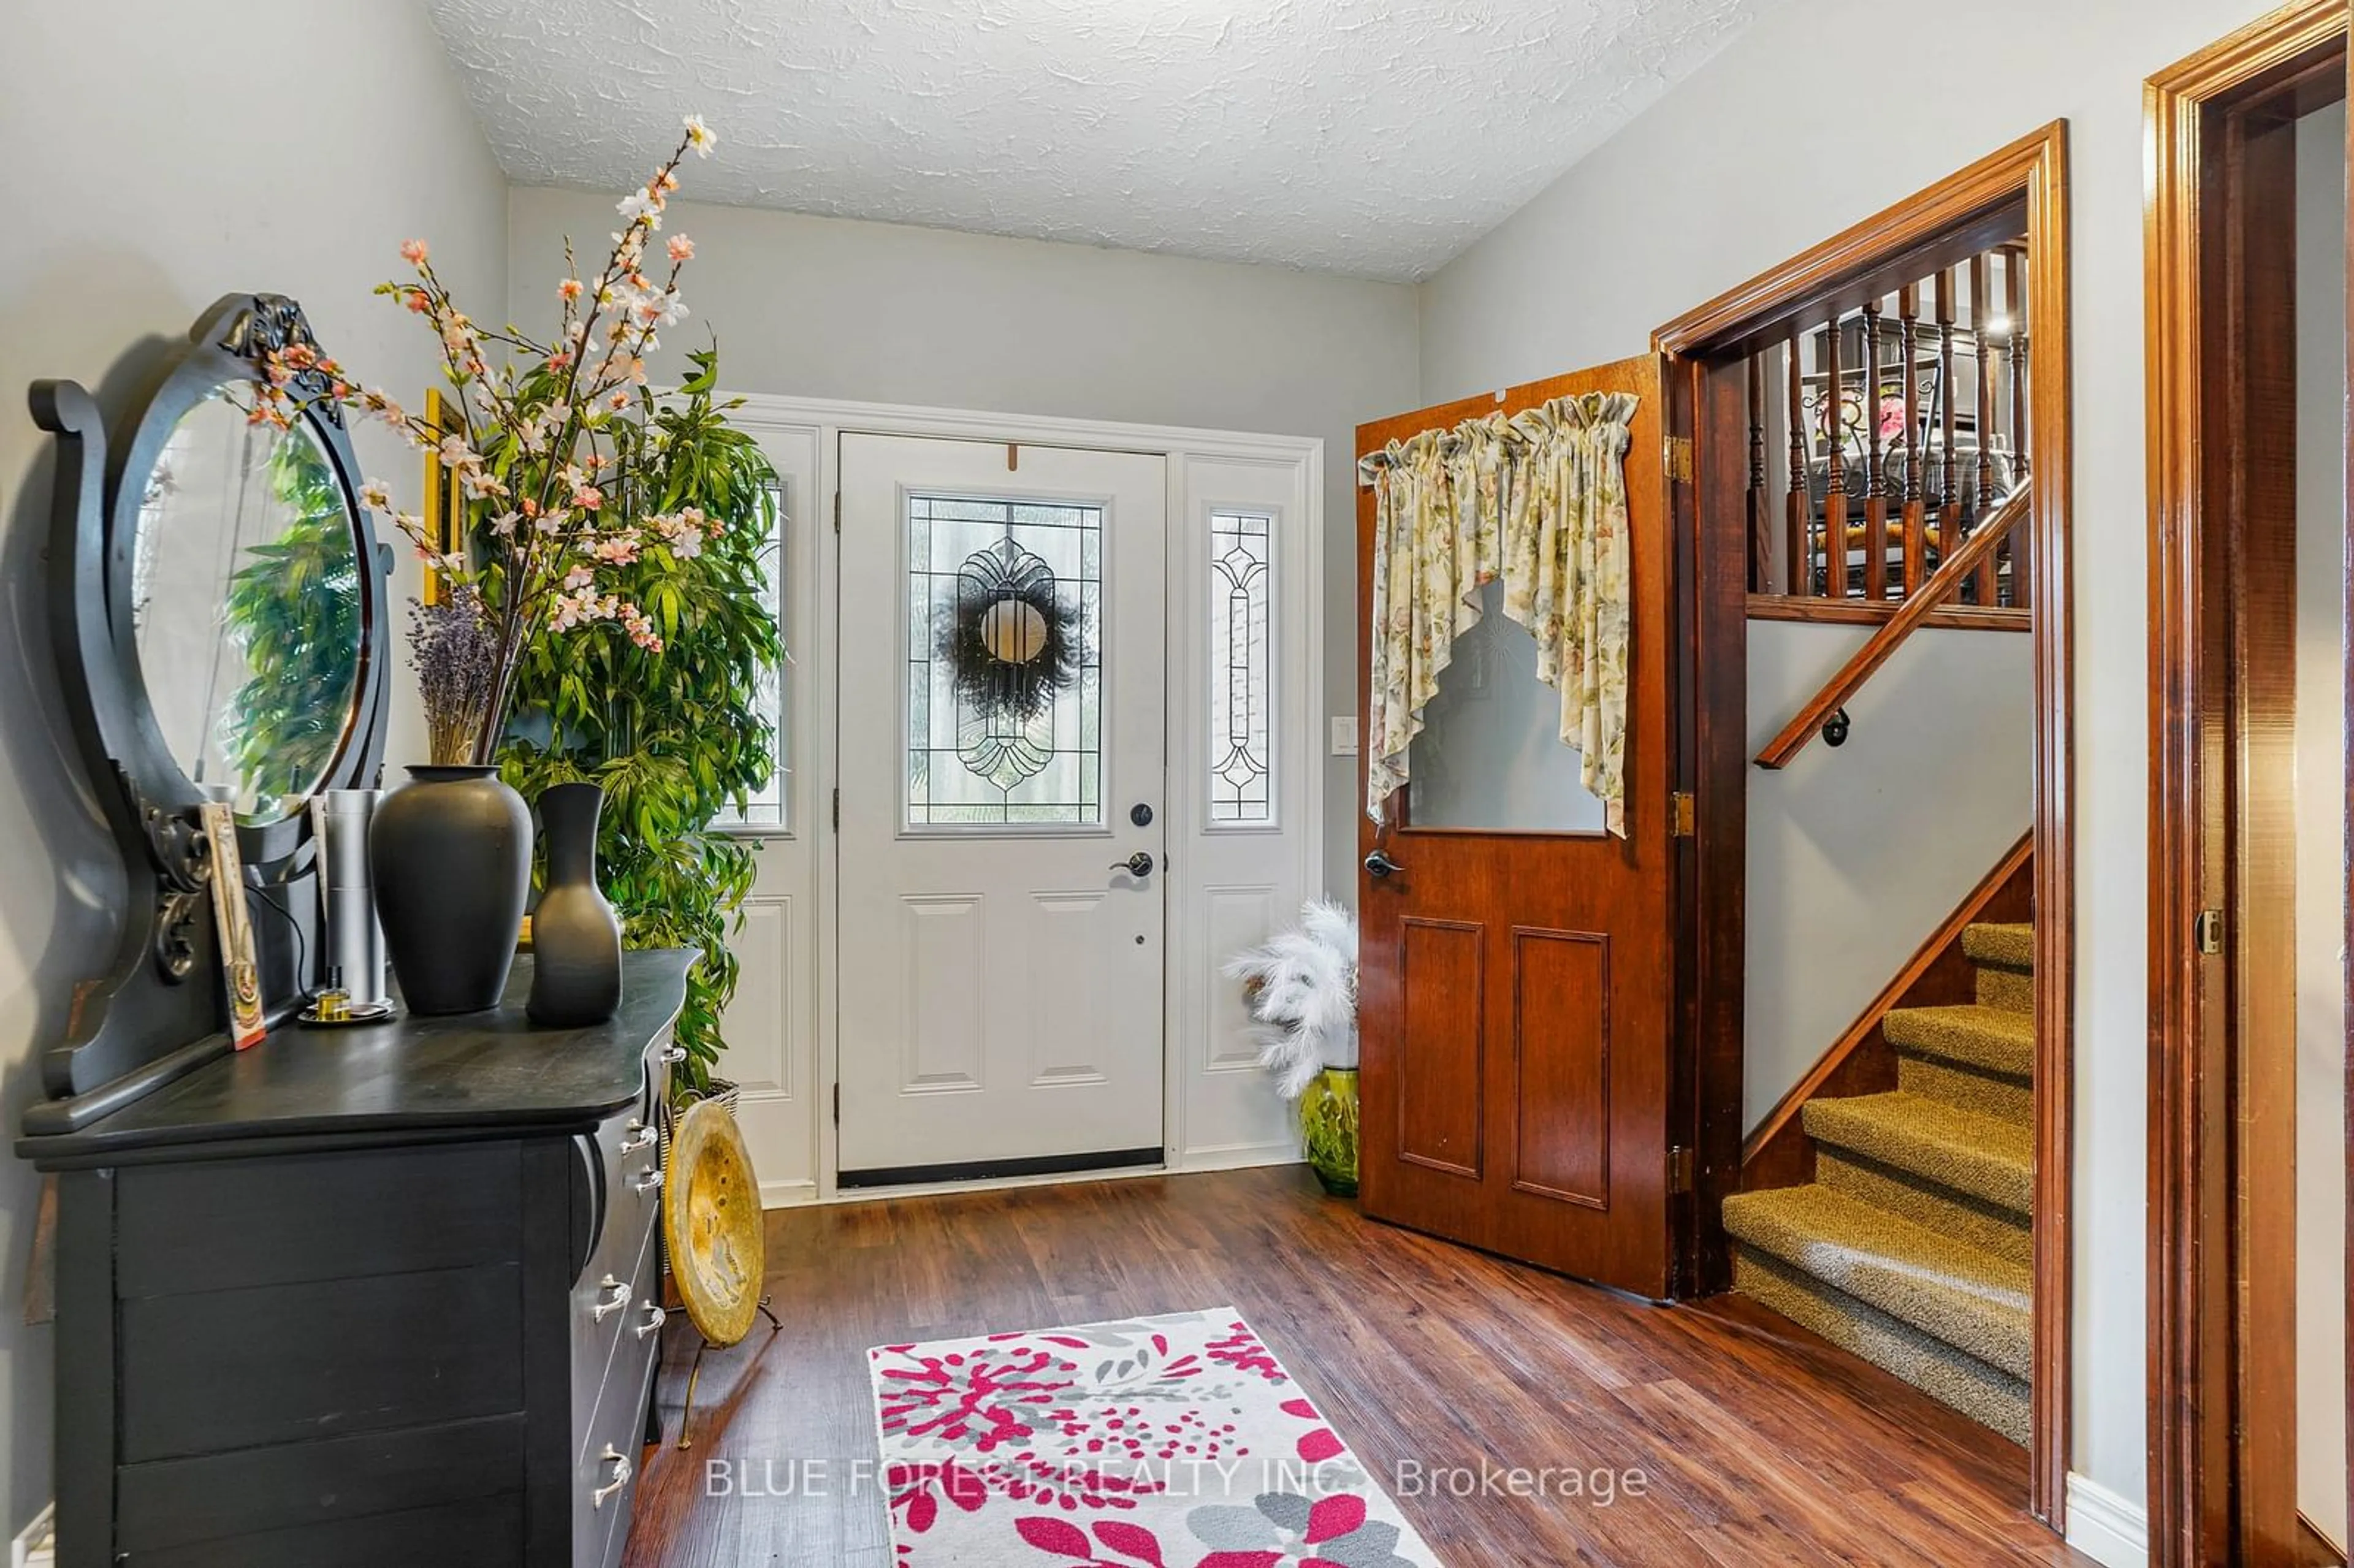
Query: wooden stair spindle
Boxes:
[
  {"xmin": 1787, "ymin": 326, "xmax": 1810, "ymax": 596},
  {"xmin": 1862, "ymin": 299, "xmax": 1887, "ymax": 603},
  {"xmin": 1824, "ymin": 319, "xmax": 1847, "ymax": 599},
  {"xmin": 1748, "ymin": 349, "xmax": 1770, "ymax": 592},
  {"xmin": 1900, "ymin": 283, "xmax": 1926, "ymax": 598},
  {"xmin": 2006, "ymin": 246, "xmax": 2033, "ymax": 608},
  {"xmin": 1937, "ymin": 268, "xmax": 1959, "ymax": 571},
  {"xmin": 1970, "ymin": 253, "xmax": 1998, "ymax": 608}
]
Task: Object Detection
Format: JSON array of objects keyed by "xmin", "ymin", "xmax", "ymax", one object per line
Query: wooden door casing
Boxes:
[{"xmin": 1355, "ymin": 356, "xmax": 1677, "ymax": 1300}]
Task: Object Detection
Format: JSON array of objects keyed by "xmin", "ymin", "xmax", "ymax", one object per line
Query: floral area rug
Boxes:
[{"xmin": 868, "ymin": 1307, "xmax": 1444, "ymax": 1567}]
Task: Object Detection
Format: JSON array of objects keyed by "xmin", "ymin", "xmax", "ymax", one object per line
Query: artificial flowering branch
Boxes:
[{"xmin": 246, "ymin": 113, "xmax": 726, "ymax": 765}]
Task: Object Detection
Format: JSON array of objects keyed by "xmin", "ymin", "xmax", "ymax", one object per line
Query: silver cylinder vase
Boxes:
[{"xmin": 318, "ymin": 788, "xmax": 389, "ymax": 1005}]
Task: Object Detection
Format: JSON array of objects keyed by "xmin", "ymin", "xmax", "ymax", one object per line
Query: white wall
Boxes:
[
  {"xmin": 506, "ymin": 189, "xmax": 1422, "ymax": 903},
  {"xmin": 1415, "ymin": 0, "xmax": 2284, "ymax": 1524},
  {"xmin": 1745, "ymin": 622, "xmax": 2033, "ymax": 1130},
  {"xmin": 0, "ymin": 1, "xmax": 508, "ymax": 1536},
  {"xmin": 2295, "ymin": 99, "xmax": 2348, "ymax": 1560}
]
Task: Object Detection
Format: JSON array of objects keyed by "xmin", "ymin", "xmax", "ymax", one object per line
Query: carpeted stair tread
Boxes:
[
  {"xmin": 1721, "ymin": 1184, "xmax": 2030, "ymax": 1378},
  {"xmin": 1733, "ymin": 1249, "xmax": 2031, "ymax": 1445},
  {"xmin": 1800, "ymin": 1092, "xmax": 2033, "ymax": 1215},
  {"xmin": 1818, "ymin": 1151, "xmax": 2033, "ymax": 1268},
  {"xmin": 1961, "ymin": 922, "xmax": 2033, "ymax": 972},
  {"xmin": 1882, "ymin": 1003, "xmax": 2035, "ymax": 1079},
  {"xmin": 1899, "ymin": 1056, "xmax": 2033, "ymax": 1125}
]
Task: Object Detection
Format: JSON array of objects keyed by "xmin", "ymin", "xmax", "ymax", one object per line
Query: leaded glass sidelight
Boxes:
[
  {"xmin": 907, "ymin": 494, "xmax": 1102, "ymax": 828},
  {"xmin": 1208, "ymin": 510, "xmax": 1273, "ymax": 824}
]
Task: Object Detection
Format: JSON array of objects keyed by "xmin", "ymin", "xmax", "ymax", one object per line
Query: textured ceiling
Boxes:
[{"xmin": 424, "ymin": 0, "xmax": 1773, "ymax": 283}]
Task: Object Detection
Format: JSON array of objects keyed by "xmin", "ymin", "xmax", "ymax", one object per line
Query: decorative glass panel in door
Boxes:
[
  {"xmin": 1208, "ymin": 509, "xmax": 1273, "ymax": 824},
  {"xmin": 906, "ymin": 495, "xmax": 1102, "ymax": 828}
]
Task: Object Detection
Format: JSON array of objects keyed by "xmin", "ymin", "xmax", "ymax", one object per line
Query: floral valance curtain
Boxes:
[{"xmin": 1356, "ymin": 391, "xmax": 1639, "ymax": 835}]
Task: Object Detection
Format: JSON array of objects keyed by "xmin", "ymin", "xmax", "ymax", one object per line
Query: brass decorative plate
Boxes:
[{"xmin": 663, "ymin": 1098, "xmax": 763, "ymax": 1347}]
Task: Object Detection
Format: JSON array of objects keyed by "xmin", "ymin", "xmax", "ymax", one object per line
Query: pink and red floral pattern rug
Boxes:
[{"xmin": 868, "ymin": 1307, "xmax": 1442, "ymax": 1567}]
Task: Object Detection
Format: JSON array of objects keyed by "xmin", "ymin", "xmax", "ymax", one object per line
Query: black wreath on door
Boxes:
[{"xmin": 935, "ymin": 534, "xmax": 1089, "ymax": 728}]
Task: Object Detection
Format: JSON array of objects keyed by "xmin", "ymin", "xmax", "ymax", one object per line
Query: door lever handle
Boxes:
[
  {"xmin": 1110, "ymin": 851, "xmax": 1155, "ymax": 878},
  {"xmin": 1364, "ymin": 849, "xmax": 1403, "ymax": 878}
]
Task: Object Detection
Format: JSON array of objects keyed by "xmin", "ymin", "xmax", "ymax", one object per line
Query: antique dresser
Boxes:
[
  {"xmin": 18, "ymin": 951, "xmax": 690, "ymax": 1567},
  {"xmin": 16, "ymin": 294, "xmax": 685, "ymax": 1564}
]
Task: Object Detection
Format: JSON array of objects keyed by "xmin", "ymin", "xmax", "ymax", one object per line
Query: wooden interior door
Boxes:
[{"xmin": 1355, "ymin": 355, "xmax": 1680, "ymax": 1299}]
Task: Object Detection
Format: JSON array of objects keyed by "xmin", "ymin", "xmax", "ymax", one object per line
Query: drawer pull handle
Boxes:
[
  {"xmin": 619, "ymin": 1121, "xmax": 657, "ymax": 1154},
  {"xmin": 593, "ymin": 1445, "xmax": 633, "ymax": 1508},
  {"xmin": 635, "ymin": 1302, "xmax": 668, "ymax": 1339},
  {"xmin": 591, "ymin": 1276, "xmax": 630, "ymax": 1322},
  {"xmin": 658, "ymin": 1044, "xmax": 687, "ymax": 1066},
  {"xmin": 633, "ymin": 1166, "xmax": 664, "ymax": 1195}
]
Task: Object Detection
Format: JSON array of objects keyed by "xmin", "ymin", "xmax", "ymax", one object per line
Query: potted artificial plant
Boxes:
[
  {"xmin": 497, "ymin": 346, "xmax": 784, "ymax": 1098},
  {"xmin": 1226, "ymin": 900, "xmax": 1362, "ymax": 1195}
]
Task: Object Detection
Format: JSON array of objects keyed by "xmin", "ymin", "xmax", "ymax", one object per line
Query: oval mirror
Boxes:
[{"xmin": 129, "ymin": 386, "xmax": 365, "ymax": 826}]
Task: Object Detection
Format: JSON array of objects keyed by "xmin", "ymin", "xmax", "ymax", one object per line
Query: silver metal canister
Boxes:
[{"xmin": 319, "ymin": 789, "xmax": 388, "ymax": 1006}]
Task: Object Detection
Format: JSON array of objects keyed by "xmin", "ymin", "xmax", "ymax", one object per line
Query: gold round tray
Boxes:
[{"xmin": 663, "ymin": 1098, "xmax": 764, "ymax": 1347}]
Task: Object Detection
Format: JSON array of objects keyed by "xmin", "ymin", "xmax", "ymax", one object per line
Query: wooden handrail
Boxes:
[{"xmin": 1754, "ymin": 482, "xmax": 2032, "ymax": 769}]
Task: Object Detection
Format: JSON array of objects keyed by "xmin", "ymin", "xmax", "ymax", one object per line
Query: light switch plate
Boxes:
[{"xmin": 1330, "ymin": 716, "xmax": 1358, "ymax": 757}]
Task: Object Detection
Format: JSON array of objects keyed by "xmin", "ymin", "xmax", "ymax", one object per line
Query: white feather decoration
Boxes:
[{"xmin": 1223, "ymin": 899, "xmax": 1360, "ymax": 1100}]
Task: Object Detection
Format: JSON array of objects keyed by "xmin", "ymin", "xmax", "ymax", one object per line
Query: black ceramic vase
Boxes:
[
  {"xmin": 370, "ymin": 765, "xmax": 532, "ymax": 1015},
  {"xmin": 527, "ymin": 782, "xmax": 623, "ymax": 1027}
]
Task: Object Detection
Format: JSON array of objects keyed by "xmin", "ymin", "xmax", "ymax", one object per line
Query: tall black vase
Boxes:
[
  {"xmin": 370, "ymin": 765, "xmax": 532, "ymax": 1015},
  {"xmin": 528, "ymin": 782, "xmax": 623, "ymax": 1027}
]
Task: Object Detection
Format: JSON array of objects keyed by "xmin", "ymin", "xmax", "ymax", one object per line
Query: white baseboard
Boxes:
[
  {"xmin": 2065, "ymin": 1473, "xmax": 2148, "ymax": 1568},
  {"xmin": 759, "ymin": 1178, "xmax": 819, "ymax": 1208},
  {"xmin": 756, "ymin": 1149, "xmax": 1305, "ymax": 1209},
  {"xmin": 1173, "ymin": 1141, "xmax": 1302, "ymax": 1173},
  {"xmin": 12, "ymin": 1502, "xmax": 53, "ymax": 1568}
]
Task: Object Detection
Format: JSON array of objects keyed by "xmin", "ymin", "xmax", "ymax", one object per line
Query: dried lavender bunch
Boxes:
[{"xmin": 407, "ymin": 588, "xmax": 500, "ymax": 765}]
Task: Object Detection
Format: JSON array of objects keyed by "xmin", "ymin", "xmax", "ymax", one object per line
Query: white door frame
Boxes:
[{"xmin": 721, "ymin": 392, "xmax": 1325, "ymax": 1206}]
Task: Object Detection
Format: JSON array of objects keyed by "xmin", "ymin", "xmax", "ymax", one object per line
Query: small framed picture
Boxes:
[
  {"xmin": 200, "ymin": 802, "xmax": 267, "ymax": 1048},
  {"xmin": 421, "ymin": 387, "xmax": 465, "ymax": 605}
]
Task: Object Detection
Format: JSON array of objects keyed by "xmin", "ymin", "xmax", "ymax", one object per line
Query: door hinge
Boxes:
[
  {"xmin": 1669, "ymin": 790, "xmax": 1696, "ymax": 838},
  {"xmin": 2195, "ymin": 908, "xmax": 2223, "ymax": 955},
  {"xmin": 1664, "ymin": 435, "xmax": 1694, "ymax": 485},
  {"xmin": 832, "ymin": 1082, "xmax": 840, "ymax": 1126},
  {"xmin": 832, "ymin": 490, "xmax": 842, "ymax": 533},
  {"xmin": 832, "ymin": 786, "xmax": 840, "ymax": 832},
  {"xmin": 1668, "ymin": 1145, "xmax": 1696, "ymax": 1195}
]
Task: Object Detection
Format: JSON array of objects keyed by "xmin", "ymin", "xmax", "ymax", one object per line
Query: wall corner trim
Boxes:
[{"xmin": 2065, "ymin": 1474, "xmax": 2150, "ymax": 1568}]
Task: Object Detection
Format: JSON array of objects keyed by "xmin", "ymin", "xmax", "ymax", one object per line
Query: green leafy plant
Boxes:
[{"xmin": 497, "ymin": 347, "xmax": 784, "ymax": 1095}]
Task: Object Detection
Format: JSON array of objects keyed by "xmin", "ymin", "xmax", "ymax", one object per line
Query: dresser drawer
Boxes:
[
  {"xmin": 127, "ymin": 1495, "xmax": 525, "ymax": 1568},
  {"xmin": 571, "ymin": 1227, "xmax": 661, "ymax": 1568},
  {"xmin": 120, "ymin": 1265, "xmax": 524, "ymax": 1462},
  {"xmin": 117, "ymin": 1413, "xmax": 524, "ymax": 1557},
  {"xmin": 570, "ymin": 1089, "xmax": 663, "ymax": 1439},
  {"xmin": 117, "ymin": 1142, "xmax": 524, "ymax": 1297},
  {"xmin": 574, "ymin": 1186, "xmax": 661, "ymax": 1454}
]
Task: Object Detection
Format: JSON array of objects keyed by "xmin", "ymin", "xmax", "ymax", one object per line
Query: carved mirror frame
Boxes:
[{"xmin": 26, "ymin": 294, "xmax": 390, "ymax": 1123}]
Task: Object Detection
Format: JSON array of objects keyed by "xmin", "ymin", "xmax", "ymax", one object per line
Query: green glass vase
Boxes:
[{"xmin": 1298, "ymin": 1067, "xmax": 1360, "ymax": 1197}]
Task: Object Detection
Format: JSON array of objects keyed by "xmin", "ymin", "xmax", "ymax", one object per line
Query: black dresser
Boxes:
[{"xmin": 16, "ymin": 949, "xmax": 694, "ymax": 1568}]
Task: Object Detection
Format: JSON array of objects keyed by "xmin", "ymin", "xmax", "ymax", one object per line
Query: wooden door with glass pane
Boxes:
[{"xmin": 1355, "ymin": 355, "xmax": 1679, "ymax": 1298}]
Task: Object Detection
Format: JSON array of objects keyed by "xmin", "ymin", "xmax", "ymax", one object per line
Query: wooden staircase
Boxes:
[{"xmin": 1725, "ymin": 881, "xmax": 2036, "ymax": 1445}]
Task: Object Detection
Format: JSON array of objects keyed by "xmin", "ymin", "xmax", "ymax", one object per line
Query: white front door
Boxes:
[{"xmin": 836, "ymin": 434, "xmax": 1168, "ymax": 1182}]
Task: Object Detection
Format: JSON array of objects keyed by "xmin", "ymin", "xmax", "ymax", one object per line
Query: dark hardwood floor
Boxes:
[{"xmin": 625, "ymin": 1165, "xmax": 2090, "ymax": 1567}]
